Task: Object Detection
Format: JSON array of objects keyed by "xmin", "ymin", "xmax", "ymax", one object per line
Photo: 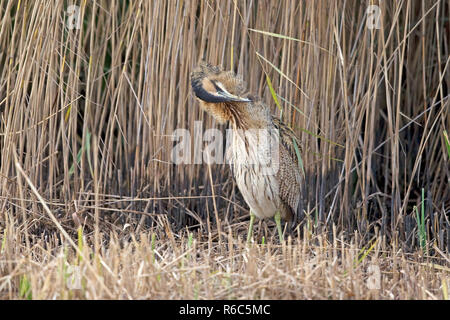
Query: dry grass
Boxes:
[
  {"xmin": 1, "ymin": 223, "xmax": 449, "ymax": 300},
  {"xmin": 0, "ymin": 0, "xmax": 449, "ymax": 299}
]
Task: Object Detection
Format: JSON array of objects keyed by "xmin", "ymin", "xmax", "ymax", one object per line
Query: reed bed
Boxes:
[
  {"xmin": 1, "ymin": 224, "xmax": 449, "ymax": 300},
  {"xmin": 0, "ymin": 0, "xmax": 448, "ymax": 299}
]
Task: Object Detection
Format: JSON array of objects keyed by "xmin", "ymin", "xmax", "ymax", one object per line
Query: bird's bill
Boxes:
[
  {"xmin": 214, "ymin": 81, "xmax": 251, "ymax": 102},
  {"xmin": 216, "ymin": 91, "xmax": 251, "ymax": 102}
]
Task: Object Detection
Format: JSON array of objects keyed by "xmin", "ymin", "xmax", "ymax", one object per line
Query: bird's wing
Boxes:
[
  {"xmin": 272, "ymin": 117, "xmax": 304, "ymax": 176},
  {"xmin": 272, "ymin": 117, "xmax": 304, "ymax": 215}
]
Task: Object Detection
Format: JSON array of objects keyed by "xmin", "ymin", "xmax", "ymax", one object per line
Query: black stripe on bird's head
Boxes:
[{"xmin": 191, "ymin": 62, "xmax": 251, "ymax": 103}]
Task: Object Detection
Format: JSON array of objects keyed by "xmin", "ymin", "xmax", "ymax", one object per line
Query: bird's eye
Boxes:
[{"xmin": 212, "ymin": 81, "xmax": 225, "ymax": 93}]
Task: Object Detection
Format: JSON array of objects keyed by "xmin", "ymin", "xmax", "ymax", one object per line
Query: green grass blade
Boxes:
[
  {"xmin": 292, "ymin": 137, "xmax": 305, "ymax": 176},
  {"xmin": 414, "ymin": 201, "xmax": 427, "ymax": 252},
  {"xmin": 77, "ymin": 227, "xmax": 84, "ymax": 263},
  {"xmin": 187, "ymin": 232, "xmax": 193, "ymax": 248},
  {"xmin": 265, "ymin": 74, "xmax": 282, "ymax": 113},
  {"xmin": 421, "ymin": 188, "xmax": 427, "ymax": 252},
  {"xmin": 256, "ymin": 51, "xmax": 310, "ymax": 100},
  {"xmin": 277, "ymin": 94, "xmax": 307, "ymax": 117},
  {"xmin": 443, "ymin": 278, "xmax": 449, "ymax": 300},
  {"xmin": 68, "ymin": 130, "xmax": 92, "ymax": 177},
  {"xmin": 69, "ymin": 148, "xmax": 83, "ymax": 176},
  {"xmin": 85, "ymin": 131, "xmax": 93, "ymax": 178},
  {"xmin": 443, "ymin": 130, "xmax": 450, "ymax": 158},
  {"xmin": 1, "ymin": 229, "xmax": 6, "ymax": 253},
  {"xmin": 355, "ymin": 239, "xmax": 377, "ymax": 266},
  {"xmin": 300, "ymin": 128, "xmax": 345, "ymax": 148},
  {"xmin": 19, "ymin": 275, "xmax": 32, "ymax": 300}
]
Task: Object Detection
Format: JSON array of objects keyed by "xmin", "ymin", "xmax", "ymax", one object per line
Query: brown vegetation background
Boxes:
[{"xmin": 0, "ymin": 0, "xmax": 448, "ymax": 251}]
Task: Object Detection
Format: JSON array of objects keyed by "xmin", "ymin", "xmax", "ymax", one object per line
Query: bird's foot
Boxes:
[
  {"xmin": 246, "ymin": 212, "xmax": 255, "ymax": 244},
  {"xmin": 274, "ymin": 211, "xmax": 284, "ymax": 243}
]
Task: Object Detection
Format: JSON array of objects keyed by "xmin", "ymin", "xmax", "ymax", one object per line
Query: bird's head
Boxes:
[{"xmin": 191, "ymin": 61, "xmax": 269, "ymax": 128}]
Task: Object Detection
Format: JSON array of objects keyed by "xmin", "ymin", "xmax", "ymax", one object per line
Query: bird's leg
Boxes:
[
  {"xmin": 274, "ymin": 211, "xmax": 284, "ymax": 243},
  {"xmin": 246, "ymin": 212, "xmax": 255, "ymax": 243}
]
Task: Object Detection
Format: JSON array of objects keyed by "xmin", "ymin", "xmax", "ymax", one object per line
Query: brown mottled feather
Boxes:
[{"xmin": 191, "ymin": 62, "xmax": 303, "ymax": 222}]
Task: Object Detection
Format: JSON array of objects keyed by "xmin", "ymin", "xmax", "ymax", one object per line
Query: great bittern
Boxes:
[{"xmin": 191, "ymin": 61, "xmax": 303, "ymax": 242}]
